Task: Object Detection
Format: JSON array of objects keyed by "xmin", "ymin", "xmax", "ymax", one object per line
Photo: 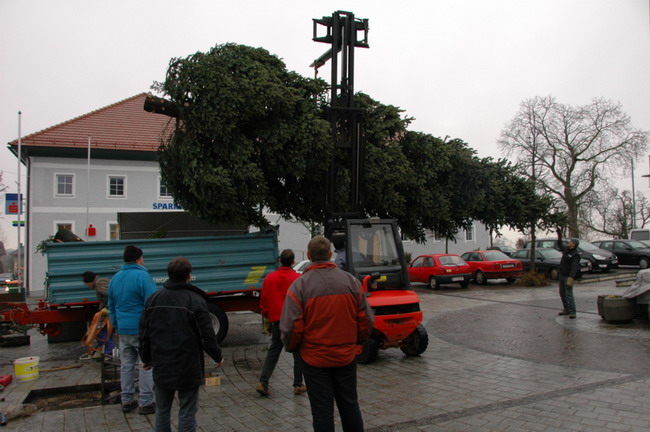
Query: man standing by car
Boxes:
[
  {"xmin": 281, "ymin": 235, "xmax": 373, "ymax": 432},
  {"xmin": 256, "ymin": 249, "xmax": 306, "ymax": 396},
  {"xmin": 557, "ymin": 228, "xmax": 581, "ymax": 319},
  {"xmin": 109, "ymin": 245, "xmax": 158, "ymax": 414}
]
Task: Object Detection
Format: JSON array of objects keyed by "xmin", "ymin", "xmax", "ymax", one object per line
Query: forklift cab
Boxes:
[{"xmin": 337, "ymin": 218, "xmax": 411, "ymax": 291}]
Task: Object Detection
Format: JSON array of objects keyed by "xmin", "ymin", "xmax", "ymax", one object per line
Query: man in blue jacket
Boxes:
[{"xmin": 108, "ymin": 245, "xmax": 158, "ymax": 414}]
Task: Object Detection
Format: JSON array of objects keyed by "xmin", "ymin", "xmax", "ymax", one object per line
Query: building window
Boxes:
[
  {"xmin": 55, "ymin": 222, "xmax": 74, "ymax": 234},
  {"xmin": 465, "ymin": 225, "xmax": 475, "ymax": 242},
  {"xmin": 55, "ymin": 174, "xmax": 74, "ymax": 197},
  {"xmin": 109, "ymin": 223, "xmax": 119, "ymax": 241},
  {"xmin": 108, "ymin": 175, "xmax": 126, "ymax": 198},
  {"xmin": 158, "ymin": 176, "xmax": 172, "ymax": 199}
]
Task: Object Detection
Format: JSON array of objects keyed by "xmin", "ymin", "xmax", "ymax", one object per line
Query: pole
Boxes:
[
  {"xmin": 86, "ymin": 137, "xmax": 91, "ymax": 238},
  {"xmin": 632, "ymin": 158, "xmax": 637, "ymax": 230},
  {"xmin": 17, "ymin": 112, "xmax": 23, "ymax": 293}
]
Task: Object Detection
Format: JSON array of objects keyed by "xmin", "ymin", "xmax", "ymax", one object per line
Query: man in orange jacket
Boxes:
[
  {"xmin": 256, "ymin": 249, "xmax": 306, "ymax": 396},
  {"xmin": 281, "ymin": 236, "xmax": 374, "ymax": 432}
]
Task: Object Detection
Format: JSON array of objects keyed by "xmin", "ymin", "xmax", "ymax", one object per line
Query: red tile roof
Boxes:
[{"xmin": 8, "ymin": 93, "xmax": 174, "ymax": 152}]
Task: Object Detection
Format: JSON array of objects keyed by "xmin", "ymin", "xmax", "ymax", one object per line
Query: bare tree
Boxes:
[
  {"xmin": 581, "ymin": 187, "xmax": 650, "ymax": 239},
  {"xmin": 498, "ymin": 96, "xmax": 648, "ymax": 237}
]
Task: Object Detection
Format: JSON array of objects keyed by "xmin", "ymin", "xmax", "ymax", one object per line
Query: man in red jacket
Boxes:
[
  {"xmin": 256, "ymin": 249, "xmax": 306, "ymax": 396},
  {"xmin": 281, "ymin": 236, "xmax": 374, "ymax": 432}
]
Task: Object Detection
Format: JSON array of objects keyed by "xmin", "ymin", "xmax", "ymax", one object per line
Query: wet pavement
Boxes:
[{"xmin": 1, "ymin": 273, "xmax": 650, "ymax": 431}]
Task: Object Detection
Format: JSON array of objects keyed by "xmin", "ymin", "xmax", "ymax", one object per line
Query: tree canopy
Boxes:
[
  {"xmin": 154, "ymin": 43, "xmax": 549, "ymax": 242},
  {"xmin": 498, "ymin": 95, "xmax": 649, "ymax": 237}
]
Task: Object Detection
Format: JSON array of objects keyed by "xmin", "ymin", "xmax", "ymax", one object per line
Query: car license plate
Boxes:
[
  {"xmin": 502, "ymin": 264, "xmax": 514, "ymax": 268},
  {"xmin": 452, "ymin": 277, "xmax": 464, "ymax": 281}
]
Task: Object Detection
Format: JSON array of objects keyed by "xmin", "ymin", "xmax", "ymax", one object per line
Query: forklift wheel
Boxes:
[
  {"xmin": 400, "ymin": 325, "xmax": 429, "ymax": 357},
  {"xmin": 356, "ymin": 338, "xmax": 379, "ymax": 364}
]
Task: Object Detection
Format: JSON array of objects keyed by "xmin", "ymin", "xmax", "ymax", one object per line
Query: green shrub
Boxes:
[{"xmin": 515, "ymin": 271, "xmax": 548, "ymax": 287}]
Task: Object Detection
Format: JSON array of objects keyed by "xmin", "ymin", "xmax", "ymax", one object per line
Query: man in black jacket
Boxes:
[
  {"xmin": 557, "ymin": 228, "xmax": 582, "ymax": 319},
  {"xmin": 140, "ymin": 257, "xmax": 223, "ymax": 432}
]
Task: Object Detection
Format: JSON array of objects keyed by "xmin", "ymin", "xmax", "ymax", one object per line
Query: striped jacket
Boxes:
[{"xmin": 280, "ymin": 261, "xmax": 374, "ymax": 368}]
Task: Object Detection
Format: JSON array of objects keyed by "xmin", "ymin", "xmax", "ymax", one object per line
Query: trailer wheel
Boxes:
[
  {"xmin": 356, "ymin": 338, "xmax": 379, "ymax": 364},
  {"xmin": 207, "ymin": 303, "xmax": 229, "ymax": 343},
  {"xmin": 400, "ymin": 325, "xmax": 428, "ymax": 357}
]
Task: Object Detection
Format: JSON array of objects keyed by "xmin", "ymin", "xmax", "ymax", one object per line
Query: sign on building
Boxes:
[{"xmin": 5, "ymin": 193, "xmax": 23, "ymax": 215}]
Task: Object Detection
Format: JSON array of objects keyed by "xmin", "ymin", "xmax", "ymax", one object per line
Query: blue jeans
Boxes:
[
  {"xmin": 301, "ymin": 358, "xmax": 364, "ymax": 432},
  {"xmin": 260, "ymin": 322, "xmax": 303, "ymax": 387},
  {"xmin": 155, "ymin": 386, "xmax": 199, "ymax": 432},
  {"xmin": 119, "ymin": 333, "xmax": 154, "ymax": 406},
  {"xmin": 97, "ymin": 327, "xmax": 113, "ymax": 355},
  {"xmin": 559, "ymin": 275, "xmax": 576, "ymax": 313}
]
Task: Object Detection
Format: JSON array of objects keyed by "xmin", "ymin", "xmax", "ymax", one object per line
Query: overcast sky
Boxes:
[{"xmin": 1, "ymin": 0, "xmax": 649, "ymax": 248}]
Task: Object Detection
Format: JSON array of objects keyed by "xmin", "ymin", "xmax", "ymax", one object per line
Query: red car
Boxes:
[
  {"xmin": 460, "ymin": 250, "xmax": 523, "ymax": 285},
  {"xmin": 408, "ymin": 254, "xmax": 472, "ymax": 290}
]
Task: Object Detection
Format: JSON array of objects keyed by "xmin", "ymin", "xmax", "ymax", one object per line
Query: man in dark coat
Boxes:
[
  {"xmin": 140, "ymin": 257, "xmax": 223, "ymax": 432},
  {"xmin": 557, "ymin": 228, "xmax": 582, "ymax": 319}
]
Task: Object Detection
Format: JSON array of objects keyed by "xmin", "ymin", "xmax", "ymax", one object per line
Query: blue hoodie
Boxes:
[{"xmin": 108, "ymin": 263, "xmax": 158, "ymax": 335}]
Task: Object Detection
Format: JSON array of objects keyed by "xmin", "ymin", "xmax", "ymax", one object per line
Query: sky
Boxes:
[{"xmin": 1, "ymin": 0, "xmax": 649, "ymax": 248}]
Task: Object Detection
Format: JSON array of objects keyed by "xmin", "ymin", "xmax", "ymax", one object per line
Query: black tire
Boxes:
[
  {"xmin": 356, "ymin": 338, "xmax": 379, "ymax": 364},
  {"xmin": 428, "ymin": 276, "xmax": 439, "ymax": 290},
  {"xmin": 640, "ymin": 257, "xmax": 650, "ymax": 269},
  {"xmin": 549, "ymin": 267, "xmax": 559, "ymax": 281},
  {"xmin": 505, "ymin": 277, "xmax": 516, "ymax": 284},
  {"xmin": 475, "ymin": 270, "xmax": 487, "ymax": 285},
  {"xmin": 460, "ymin": 280, "xmax": 470, "ymax": 289},
  {"xmin": 207, "ymin": 302, "xmax": 229, "ymax": 343},
  {"xmin": 400, "ymin": 325, "xmax": 429, "ymax": 357}
]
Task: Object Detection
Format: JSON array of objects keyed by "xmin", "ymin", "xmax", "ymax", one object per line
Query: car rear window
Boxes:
[
  {"xmin": 439, "ymin": 255, "xmax": 466, "ymax": 266},
  {"xmin": 483, "ymin": 251, "xmax": 509, "ymax": 260}
]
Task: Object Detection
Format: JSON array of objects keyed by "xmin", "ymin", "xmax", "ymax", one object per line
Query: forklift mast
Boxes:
[
  {"xmin": 311, "ymin": 11, "xmax": 369, "ymax": 236},
  {"xmin": 312, "ymin": 12, "xmax": 410, "ymax": 289}
]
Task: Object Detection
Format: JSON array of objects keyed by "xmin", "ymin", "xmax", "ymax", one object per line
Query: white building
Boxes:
[{"xmin": 9, "ymin": 94, "xmax": 490, "ymax": 293}]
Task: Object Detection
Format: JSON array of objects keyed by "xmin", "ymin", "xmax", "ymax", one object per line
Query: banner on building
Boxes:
[{"xmin": 5, "ymin": 193, "xmax": 23, "ymax": 215}]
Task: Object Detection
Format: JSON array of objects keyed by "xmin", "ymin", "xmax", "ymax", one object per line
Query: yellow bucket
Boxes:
[{"xmin": 14, "ymin": 356, "xmax": 40, "ymax": 381}]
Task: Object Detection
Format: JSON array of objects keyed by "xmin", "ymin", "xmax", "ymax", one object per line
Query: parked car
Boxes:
[
  {"xmin": 487, "ymin": 245, "xmax": 517, "ymax": 256},
  {"xmin": 293, "ymin": 259, "xmax": 311, "ymax": 274},
  {"xmin": 629, "ymin": 228, "xmax": 650, "ymax": 242},
  {"xmin": 459, "ymin": 250, "xmax": 523, "ymax": 285},
  {"xmin": 0, "ymin": 272, "xmax": 19, "ymax": 294},
  {"xmin": 408, "ymin": 254, "xmax": 472, "ymax": 290},
  {"xmin": 510, "ymin": 248, "xmax": 591, "ymax": 280},
  {"xmin": 591, "ymin": 239, "xmax": 650, "ymax": 268},
  {"xmin": 522, "ymin": 238, "xmax": 618, "ymax": 272}
]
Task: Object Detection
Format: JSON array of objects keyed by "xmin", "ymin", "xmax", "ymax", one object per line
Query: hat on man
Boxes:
[
  {"xmin": 570, "ymin": 238, "xmax": 580, "ymax": 247},
  {"xmin": 123, "ymin": 245, "xmax": 143, "ymax": 263}
]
